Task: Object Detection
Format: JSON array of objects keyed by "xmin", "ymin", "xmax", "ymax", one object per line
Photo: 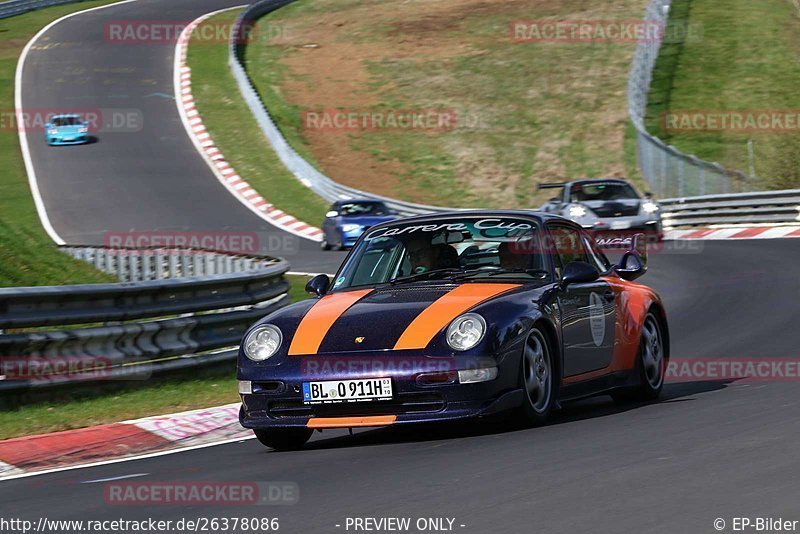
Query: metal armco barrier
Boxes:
[
  {"xmin": 228, "ymin": 0, "xmax": 451, "ymax": 217},
  {"xmin": 61, "ymin": 246, "xmax": 280, "ymax": 282},
  {"xmin": 661, "ymin": 190, "xmax": 800, "ymax": 227},
  {"xmin": 0, "ymin": 0, "xmax": 85, "ymax": 19},
  {"xmin": 0, "ymin": 260, "xmax": 291, "ymax": 391},
  {"xmin": 628, "ymin": 0, "xmax": 755, "ymax": 197}
]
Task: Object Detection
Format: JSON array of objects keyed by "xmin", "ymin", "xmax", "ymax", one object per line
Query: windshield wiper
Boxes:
[
  {"xmin": 450, "ymin": 268, "xmax": 550, "ymax": 281},
  {"xmin": 388, "ymin": 267, "xmax": 462, "ymax": 285}
]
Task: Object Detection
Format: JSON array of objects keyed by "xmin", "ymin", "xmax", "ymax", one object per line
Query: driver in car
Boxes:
[{"xmin": 406, "ymin": 236, "xmax": 459, "ymax": 274}]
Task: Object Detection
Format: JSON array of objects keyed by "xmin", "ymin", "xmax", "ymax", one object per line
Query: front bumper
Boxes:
[
  {"xmin": 340, "ymin": 229, "xmax": 364, "ymax": 247},
  {"xmin": 47, "ymin": 134, "xmax": 89, "ymax": 145},
  {"xmin": 580, "ymin": 216, "xmax": 661, "ymax": 233},
  {"xmin": 239, "ymin": 352, "xmax": 521, "ymax": 429}
]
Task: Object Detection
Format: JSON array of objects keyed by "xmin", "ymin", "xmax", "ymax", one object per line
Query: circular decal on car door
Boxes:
[{"xmin": 589, "ymin": 292, "xmax": 605, "ymax": 347}]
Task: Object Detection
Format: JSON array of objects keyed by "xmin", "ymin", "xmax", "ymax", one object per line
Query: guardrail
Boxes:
[
  {"xmin": 0, "ymin": 258, "xmax": 290, "ymax": 392},
  {"xmin": 661, "ymin": 190, "xmax": 800, "ymax": 227},
  {"xmin": 628, "ymin": 0, "xmax": 755, "ymax": 197},
  {"xmin": 61, "ymin": 246, "xmax": 280, "ymax": 282},
  {"xmin": 0, "ymin": 0, "xmax": 83, "ymax": 19},
  {"xmin": 228, "ymin": 0, "xmax": 451, "ymax": 217}
]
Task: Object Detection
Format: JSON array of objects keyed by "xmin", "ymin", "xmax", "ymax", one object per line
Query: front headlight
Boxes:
[
  {"xmin": 341, "ymin": 223, "xmax": 362, "ymax": 233},
  {"xmin": 446, "ymin": 313, "xmax": 486, "ymax": 351},
  {"xmin": 642, "ymin": 201, "xmax": 659, "ymax": 214},
  {"xmin": 78, "ymin": 127, "xmax": 88, "ymax": 133},
  {"xmin": 243, "ymin": 324, "xmax": 283, "ymax": 361},
  {"xmin": 47, "ymin": 129, "xmax": 58, "ymax": 135},
  {"xmin": 568, "ymin": 204, "xmax": 587, "ymax": 218}
]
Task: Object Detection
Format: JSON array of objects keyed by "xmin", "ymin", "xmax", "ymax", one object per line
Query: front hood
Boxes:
[
  {"xmin": 341, "ymin": 215, "xmax": 396, "ymax": 227},
  {"xmin": 285, "ymin": 283, "xmax": 522, "ymax": 355}
]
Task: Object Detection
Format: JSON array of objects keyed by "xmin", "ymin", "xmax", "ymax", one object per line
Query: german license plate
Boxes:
[{"xmin": 302, "ymin": 378, "xmax": 392, "ymax": 404}]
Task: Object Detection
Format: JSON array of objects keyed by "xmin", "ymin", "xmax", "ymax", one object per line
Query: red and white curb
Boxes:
[
  {"xmin": 174, "ymin": 10, "xmax": 323, "ymax": 242},
  {"xmin": 665, "ymin": 225, "xmax": 800, "ymax": 240},
  {"xmin": 0, "ymin": 403, "xmax": 249, "ymax": 480}
]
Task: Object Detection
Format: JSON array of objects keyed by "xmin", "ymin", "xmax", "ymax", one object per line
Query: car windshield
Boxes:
[
  {"xmin": 570, "ymin": 182, "xmax": 638, "ymax": 201},
  {"xmin": 331, "ymin": 216, "xmax": 550, "ymax": 290},
  {"xmin": 339, "ymin": 202, "xmax": 390, "ymax": 217},
  {"xmin": 51, "ymin": 116, "xmax": 80, "ymax": 127}
]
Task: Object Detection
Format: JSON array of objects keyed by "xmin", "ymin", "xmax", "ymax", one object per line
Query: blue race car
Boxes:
[
  {"xmin": 45, "ymin": 114, "xmax": 90, "ymax": 145},
  {"xmin": 321, "ymin": 199, "xmax": 398, "ymax": 250},
  {"xmin": 238, "ymin": 211, "xmax": 669, "ymax": 450}
]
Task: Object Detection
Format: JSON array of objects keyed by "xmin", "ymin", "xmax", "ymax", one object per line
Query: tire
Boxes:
[
  {"xmin": 334, "ymin": 233, "xmax": 345, "ymax": 251},
  {"xmin": 253, "ymin": 428, "xmax": 313, "ymax": 451},
  {"xmin": 611, "ymin": 311, "xmax": 665, "ymax": 403},
  {"xmin": 517, "ymin": 328, "xmax": 557, "ymax": 426},
  {"xmin": 321, "ymin": 237, "xmax": 331, "ymax": 251}
]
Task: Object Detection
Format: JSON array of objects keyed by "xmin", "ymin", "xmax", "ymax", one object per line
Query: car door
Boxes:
[{"xmin": 548, "ymin": 223, "xmax": 616, "ymax": 377}]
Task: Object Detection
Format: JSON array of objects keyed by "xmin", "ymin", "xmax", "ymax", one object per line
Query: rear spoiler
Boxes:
[{"xmin": 537, "ymin": 182, "xmax": 566, "ymax": 190}]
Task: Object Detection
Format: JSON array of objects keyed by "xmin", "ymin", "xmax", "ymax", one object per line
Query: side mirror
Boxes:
[
  {"xmin": 614, "ymin": 232, "xmax": 647, "ymax": 280},
  {"xmin": 615, "ymin": 251, "xmax": 646, "ymax": 281},
  {"xmin": 560, "ymin": 261, "xmax": 599, "ymax": 288},
  {"xmin": 305, "ymin": 274, "xmax": 330, "ymax": 297},
  {"xmin": 325, "ymin": 210, "xmax": 339, "ymax": 218},
  {"xmin": 644, "ymin": 191, "xmax": 653, "ymax": 198}
]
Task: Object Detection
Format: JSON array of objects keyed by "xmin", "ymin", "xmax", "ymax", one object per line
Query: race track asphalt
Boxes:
[
  {"xmin": 3, "ymin": 239, "xmax": 799, "ymax": 534},
  {"xmin": 19, "ymin": 0, "xmax": 346, "ymax": 274},
  {"xmin": 10, "ymin": 1, "xmax": 800, "ymax": 533}
]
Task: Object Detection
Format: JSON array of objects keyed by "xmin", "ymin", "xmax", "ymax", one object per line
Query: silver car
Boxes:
[{"xmin": 539, "ymin": 179, "xmax": 662, "ymax": 241}]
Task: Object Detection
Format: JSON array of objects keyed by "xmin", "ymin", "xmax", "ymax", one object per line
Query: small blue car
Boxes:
[
  {"xmin": 321, "ymin": 199, "xmax": 398, "ymax": 250},
  {"xmin": 45, "ymin": 114, "xmax": 90, "ymax": 146}
]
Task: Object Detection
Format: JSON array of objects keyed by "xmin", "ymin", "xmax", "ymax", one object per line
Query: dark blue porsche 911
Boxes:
[{"xmin": 238, "ymin": 211, "xmax": 669, "ymax": 450}]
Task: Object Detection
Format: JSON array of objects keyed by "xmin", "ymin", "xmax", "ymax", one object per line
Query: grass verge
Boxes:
[
  {"xmin": 0, "ymin": 1, "xmax": 120, "ymax": 287},
  {"xmin": 186, "ymin": 10, "xmax": 330, "ymax": 226},
  {"xmin": 643, "ymin": 0, "xmax": 800, "ymax": 189},
  {"xmin": 245, "ymin": 0, "xmax": 650, "ymax": 207},
  {"xmin": 0, "ymin": 274, "xmax": 314, "ymax": 440}
]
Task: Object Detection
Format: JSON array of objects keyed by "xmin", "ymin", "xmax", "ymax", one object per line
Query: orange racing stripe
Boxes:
[
  {"xmin": 288, "ymin": 289, "xmax": 373, "ymax": 355},
  {"xmin": 393, "ymin": 283, "xmax": 520, "ymax": 350},
  {"xmin": 307, "ymin": 415, "xmax": 397, "ymax": 428}
]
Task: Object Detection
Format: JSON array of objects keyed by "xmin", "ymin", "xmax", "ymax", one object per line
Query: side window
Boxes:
[
  {"xmin": 582, "ymin": 234, "xmax": 611, "ymax": 273},
  {"xmin": 547, "ymin": 225, "xmax": 590, "ymax": 278}
]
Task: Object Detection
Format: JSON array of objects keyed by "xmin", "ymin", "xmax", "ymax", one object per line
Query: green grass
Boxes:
[
  {"xmin": 246, "ymin": 0, "xmax": 651, "ymax": 207},
  {"xmin": 186, "ymin": 10, "xmax": 329, "ymax": 225},
  {"xmin": 643, "ymin": 0, "xmax": 800, "ymax": 189},
  {"xmin": 0, "ymin": 370, "xmax": 241, "ymax": 440},
  {"xmin": 0, "ymin": 1, "xmax": 120, "ymax": 287},
  {"xmin": 0, "ymin": 275, "xmax": 315, "ymax": 440}
]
